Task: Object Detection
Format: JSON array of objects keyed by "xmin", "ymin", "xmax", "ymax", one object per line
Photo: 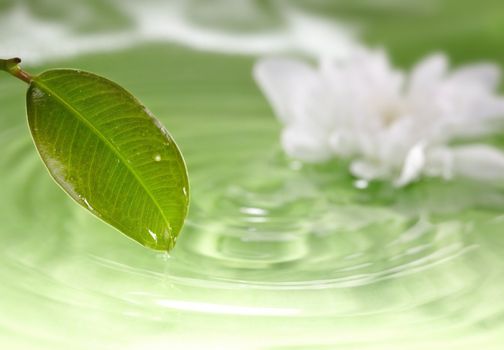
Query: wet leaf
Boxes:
[{"xmin": 26, "ymin": 69, "xmax": 189, "ymax": 251}]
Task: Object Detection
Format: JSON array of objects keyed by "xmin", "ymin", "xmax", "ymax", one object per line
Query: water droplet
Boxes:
[
  {"xmin": 147, "ymin": 229, "xmax": 158, "ymax": 242},
  {"xmin": 153, "ymin": 154, "xmax": 161, "ymax": 162},
  {"xmin": 82, "ymin": 197, "xmax": 94, "ymax": 211}
]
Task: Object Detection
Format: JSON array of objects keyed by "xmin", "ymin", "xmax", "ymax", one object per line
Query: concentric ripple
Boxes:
[{"xmin": 1, "ymin": 48, "xmax": 504, "ymax": 349}]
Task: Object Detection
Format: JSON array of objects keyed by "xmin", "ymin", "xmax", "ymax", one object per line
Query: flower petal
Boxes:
[
  {"xmin": 394, "ymin": 142, "xmax": 426, "ymax": 187},
  {"xmin": 253, "ymin": 58, "xmax": 319, "ymax": 124},
  {"xmin": 350, "ymin": 160, "xmax": 387, "ymax": 181},
  {"xmin": 328, "ymin": 129, "xmax": 357, "ymax": 157},
  {"xmin": 449, "ymin": 144, "xmax": 504, "ymax": 181},
  {"xmin": 449, "ymin": 63, "xmax": 501, "ymax": 90},
  {"xmin": 408, "ymin": 53, "xmax": 448, "ymax": 96},
  {"xmin": 281, "ymin": 125, "xmax": 332, "ymax": 162},
  {"xmin": 255, "ymin": 48, "xmax": 504, "ymax": 186},
  {"xmin": 424, "ymin": 146, "xmax": 454, "ymax": 180}
]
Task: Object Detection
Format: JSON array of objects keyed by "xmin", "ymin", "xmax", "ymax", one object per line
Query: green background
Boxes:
[{"xmin": 1, "ymin": 1, "xmax": 504, "ymax": 349}]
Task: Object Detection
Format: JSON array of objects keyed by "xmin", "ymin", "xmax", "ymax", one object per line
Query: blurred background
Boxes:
[
  {"xmin": 1, "ymin": 0, "xmax": 504, "ymax": 65},
  {"xmin": 1, "ymin": 1, "xmax": 504, "ymax": 350}
]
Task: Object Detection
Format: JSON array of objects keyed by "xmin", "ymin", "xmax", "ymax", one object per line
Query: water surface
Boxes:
[{"xmin": 0, "ymin": 45, "xmax": 504, "ymax": 349}]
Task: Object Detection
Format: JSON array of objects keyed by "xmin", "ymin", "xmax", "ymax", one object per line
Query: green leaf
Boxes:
[{"xmin": 26, "ymin": 69, "xmax": 189, "ymax": 251}]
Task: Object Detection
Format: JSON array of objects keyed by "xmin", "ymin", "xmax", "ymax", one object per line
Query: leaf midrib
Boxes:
[{"xmin": 33, "ymin": 78, "xmax": 172, "ymax": 234}]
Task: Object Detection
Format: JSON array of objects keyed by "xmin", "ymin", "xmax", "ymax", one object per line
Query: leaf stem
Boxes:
[{"xmin": 0, "ymin": 58, "xmax": 33, "ymax": 84}]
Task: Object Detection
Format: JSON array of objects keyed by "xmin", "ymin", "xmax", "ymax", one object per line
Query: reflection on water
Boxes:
[
  {"xmin": 1, "ymin": 46, "xmax": 504, "ymax": 348},
  {"xmin": 0, "ymin": 0, "xmax": 357, "ymax": 63}
]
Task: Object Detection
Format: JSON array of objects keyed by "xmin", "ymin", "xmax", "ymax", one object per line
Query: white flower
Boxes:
[{"xmin": 254, "ymin": 48, "xmax": 504, "ymax": 186}]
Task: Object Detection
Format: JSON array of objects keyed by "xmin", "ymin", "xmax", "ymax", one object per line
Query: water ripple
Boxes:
[{"xmin": 1, "ymin": 107, "xmax": 504, "ymax": 348}]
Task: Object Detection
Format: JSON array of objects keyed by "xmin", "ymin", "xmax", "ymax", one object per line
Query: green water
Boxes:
[
  {"xmin": 1, "ymin": 45, "xmax": 504, "ymax": 349},
  {"xmin": 2, "ymin": 0, "xmax": 504, "ymax": 348}
]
